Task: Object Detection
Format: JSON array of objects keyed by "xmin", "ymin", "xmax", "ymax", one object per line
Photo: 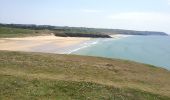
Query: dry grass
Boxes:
[{"xmin": 0, "ymin": 50, "xmax": 170, "ymax": 99}]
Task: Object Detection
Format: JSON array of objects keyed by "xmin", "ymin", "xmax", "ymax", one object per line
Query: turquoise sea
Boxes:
[{"xmin": 72, "ymin": 36, "xmax": 170, "ymax": 70}]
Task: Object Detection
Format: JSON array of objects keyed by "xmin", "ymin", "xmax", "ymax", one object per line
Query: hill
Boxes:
[
  {"xmin": 0, "ymin": 51, "xmax": 170, "ymax": 99},
  {"xmin": 0, "ymin": 23, "xmax": 168, "ymax": 38},
  {"xmin": 0, "ymin": 27, "xmax": 51, "ymax": 38}
]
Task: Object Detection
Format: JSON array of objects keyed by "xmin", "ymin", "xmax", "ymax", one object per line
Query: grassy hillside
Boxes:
[
  {"xmin": 0, "ymin": 26, "xmax": 111, "ymax": 38},
  {"xmin": 0, "ymin": 23, "xmax": 168, "ymax": 37},
  {"xmin": 0, "ymin": 51, "xmax": 170, "ymax": 99},
  {"xmin": 0, "ymin": 27, "xmax": 50, "ymax": 38}
]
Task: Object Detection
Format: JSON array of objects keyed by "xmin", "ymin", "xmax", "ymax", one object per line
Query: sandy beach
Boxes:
[
  {"xmin": 0, "ymin": 34, "xmax": 129, "ymax": 54},
  {"xmin": 0, "ymin": 35, "xmax": 91, "ymax": 54},
  {"xmin": 110, "ymin": 34, "xmax": 132, "ymax": 39}
]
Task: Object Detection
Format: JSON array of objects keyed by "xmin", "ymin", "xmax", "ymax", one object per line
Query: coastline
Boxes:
[
  {"xmin": 62, "ymin": 34, "xmax": 132, "ymax": 54},
  {"xmin": 0, "ymin": 35, "xmax": 90, "ymax": 54},
  {"xmin": 110, "ymin": 34, "xmax": 132, "ymax": 39},
  {"xmin": 0, "ymin": 34, "xmax": 130, "ymax": 54},
  {"xmin": 64, "ymin": 39, "xmax": 100, "ymax": 54}
]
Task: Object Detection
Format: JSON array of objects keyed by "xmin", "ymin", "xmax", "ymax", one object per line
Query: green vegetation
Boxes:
[
  {"xmin": 0, "ymin": 27, "xmax": 50, "ymax": 38},
  {"xmin": 0, "ymin": 26, "xmax": 111, "ymax": 38},
  {"xmin": 0, "ymin": 23, "xmax": 168, "ymax": 38},
  {"xmin": 0, "ymin": 51, "xmax": 170, "ymax": 99},
  {"xmin": 53, "ymin": 29, "xmax": 111, "ymax": 38}
]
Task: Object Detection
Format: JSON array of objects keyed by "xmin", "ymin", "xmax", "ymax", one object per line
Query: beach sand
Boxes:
[
  {"xmin": 0, "ymin": 35, "xmax": 90, "ymax": 54},
  {"xmin": 0, "ymin": 34, "xmax": 129, "ymax": 54},
  {"xmin": 110, "ymin": 34, "xmax": 132, "ymax": 39}
]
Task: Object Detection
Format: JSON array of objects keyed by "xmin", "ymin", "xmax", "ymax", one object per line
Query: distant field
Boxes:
[
  {"xmin": 0, "ymin": 51, "xmax": 170, "ymax": 99},
  {"xmin": 0, "ymin": 27, "xmax": 50, "ymax": 38}
]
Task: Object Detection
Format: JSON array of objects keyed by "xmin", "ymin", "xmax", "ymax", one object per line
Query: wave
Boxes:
[
  {"xmin": 63, "ymin": 36, "xmax": 133, "ymax": 54},
  {"xmin": 66, "ymin": 39, "xmax": 100, "ymax": 54}
]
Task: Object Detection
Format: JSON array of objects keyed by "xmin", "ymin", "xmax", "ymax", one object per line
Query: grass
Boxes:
[
  {"xmin": 0, "ymin": 50, "xmax": 170, "ymax": 99},
  {"xmin": 1, "ymin": 75, "xmax": 169, "ymax": 100},
  {"xmin": 0, "ymin": 27, "xmax": 50, "ymax": 38},
  {"xmin": 0, "ymin": 26, "xmax": 111, "ymax": 38}
]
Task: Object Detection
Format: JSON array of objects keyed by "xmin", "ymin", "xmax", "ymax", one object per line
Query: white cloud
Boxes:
[{"xmin": 82, "ymin": 9, "xmax": 103, "ymax": 13}]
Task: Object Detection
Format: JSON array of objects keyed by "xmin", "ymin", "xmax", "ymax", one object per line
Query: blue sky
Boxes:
[{"xmin": 0, "ymin": 0, "xmax": 170, "ymax": 34}]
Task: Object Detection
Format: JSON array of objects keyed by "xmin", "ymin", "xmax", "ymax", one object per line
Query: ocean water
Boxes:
[{"xmin": 72, "ymin": 36, "xmax": 170, "ymax": 70}]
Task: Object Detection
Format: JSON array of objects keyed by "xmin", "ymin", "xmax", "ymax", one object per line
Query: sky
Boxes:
[{"xmin": 0, "ymin": 0, "xmax": 170, "ymax": 34}]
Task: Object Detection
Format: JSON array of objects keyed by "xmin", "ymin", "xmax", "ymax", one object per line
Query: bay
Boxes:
[{"xmin": 72, "ymin": 36, "xmax": 170, "ymax": 70}]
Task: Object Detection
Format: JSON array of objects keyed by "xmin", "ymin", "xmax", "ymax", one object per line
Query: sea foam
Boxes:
[{"xmin": 65, "ymin": 39, "xmax": 100, "ymax": 54}]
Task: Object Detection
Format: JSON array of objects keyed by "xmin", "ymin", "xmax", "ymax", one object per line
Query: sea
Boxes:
[{"xmin": 70, "ymin": 35, "xmax": 170, "ymax": 70}]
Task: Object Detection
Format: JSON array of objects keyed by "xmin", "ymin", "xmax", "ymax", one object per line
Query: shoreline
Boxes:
[
  {"xmin": 0, "ymin": 35, "xmax": 130, "ymax": 54},
  {"xmin": 110, "ymin": 34, "xmax": 133, "ymax": 39},
  {"xmin": 64, "ymin": 39, "xmax": 100, "ymax": 54},
  {"xmin": 0, "ymin": 35, "xmax": 91, "ymax": 54},
  {"xmin": 58, "ymin": 34, "xmax": 132, "ymax": 54}
]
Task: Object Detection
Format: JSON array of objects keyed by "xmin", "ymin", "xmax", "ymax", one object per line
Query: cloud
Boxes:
[{"xmin": 82, "ymin": 9, "xmax": 103, "ymax": 13}]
